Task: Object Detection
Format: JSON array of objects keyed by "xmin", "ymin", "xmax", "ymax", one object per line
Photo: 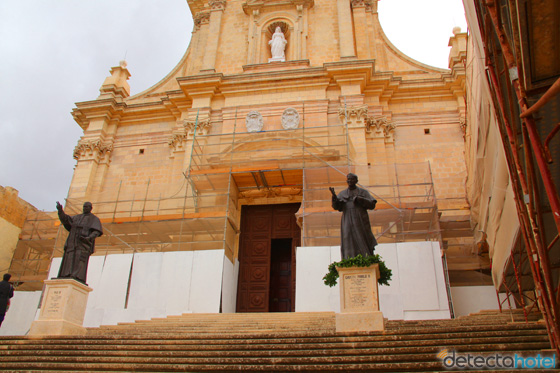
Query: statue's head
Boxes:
[
  {"xmin": 83, "ymin": 202, "xmax": 93, "ymax": 214},
  {"xmin": 346, "ymin": 173, "xmax": 358, "ymax": 187},
  {"xmin": 275, "ymin": 26, "xmax": 281, "ymax": 33},
  {"xmin": 3, "ymin": 273, "xmax": 11, "ymax": 281}
]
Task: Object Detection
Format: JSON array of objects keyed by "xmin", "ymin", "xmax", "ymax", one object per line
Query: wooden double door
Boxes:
[{"xmin": 236, "ymin": 203, "xmax": 301, "ymax": 313}]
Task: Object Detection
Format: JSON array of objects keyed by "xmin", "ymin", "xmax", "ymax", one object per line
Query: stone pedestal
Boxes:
[
  {"xmin": 28, "ymin": 278, "xmax": 92, "ymax": 336},
  {"xmin": 336, "ymin": 264, "xmax": 384, "ymax": 332}
]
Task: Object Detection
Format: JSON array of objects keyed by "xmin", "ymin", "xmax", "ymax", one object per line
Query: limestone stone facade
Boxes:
[
  {"xmin": 48, "ymin": 0, "xmax": 476, "ymax": 295},
  {"xmin": 0, "ymin": 186, "xmax": 37, "ymax": 275},
  {"xmin": 62, "ymin": 0, "xmax": 474, "ymax": 283}
]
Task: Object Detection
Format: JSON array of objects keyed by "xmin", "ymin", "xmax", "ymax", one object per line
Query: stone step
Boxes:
[
  {"xmin": 2, "ymin": 333, "xmax": 549, "ymax": 353},
  {"xmin": 0, "ymin": 349, "xmax": 554, "ymax": 373},
  {"xmin": 86, "ymin": 320, "xmax": 547, "ymax": 337},
  {"xmin": 0, "ymin": 310, "xmax": 555, "ymax": 372},
  {"xmin": 1, "ymin": 340, "xmax": 550, "ymax": 358},
  {"xmin": 3, "ymin": 331, "xmax": 549, "ymax": 349}
]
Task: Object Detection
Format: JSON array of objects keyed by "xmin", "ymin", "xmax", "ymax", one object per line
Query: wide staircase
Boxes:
[{"xmin": 0, "ymin": 310, "xmax": 557, "ymax": 372}]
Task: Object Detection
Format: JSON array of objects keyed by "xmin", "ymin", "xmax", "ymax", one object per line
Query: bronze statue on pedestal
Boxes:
[{"xmin": 330, "ymin": 173, "xmax": 377, "ymax": 259}]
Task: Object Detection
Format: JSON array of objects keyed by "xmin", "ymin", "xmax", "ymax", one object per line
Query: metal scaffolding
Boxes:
[
  {"xmin": 473, "ymin": 0, "xmax": 560, "ymax": 354},
  {"xmin": 9, "ymin": 104, "xmax": 441, "ymax": 296}
]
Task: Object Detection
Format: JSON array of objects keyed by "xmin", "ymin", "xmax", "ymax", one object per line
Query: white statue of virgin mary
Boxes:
[{"xmin": 268, "ymin": 26, "xmax": 287, "ymax": 62}]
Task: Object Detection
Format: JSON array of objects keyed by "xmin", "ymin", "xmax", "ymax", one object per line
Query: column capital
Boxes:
[{"xmin": 208, "ymin": 0, "xmax": 227, "ymax": 11}]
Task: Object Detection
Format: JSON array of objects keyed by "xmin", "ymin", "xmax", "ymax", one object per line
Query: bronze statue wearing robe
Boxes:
[
  {"xmin": 330, "ymin": 174, "xmax": 377, "ymax": 259},
  {"xmin": 56, "ymin": 202, "xmax": 103, "ymax": 284}
]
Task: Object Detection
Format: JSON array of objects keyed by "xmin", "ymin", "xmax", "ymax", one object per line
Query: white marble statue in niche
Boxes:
[
  {"xmin": 269, "ymin": 26, "xmax": 287, "ymax": 62},
  {"xmin": 282, "ymin": 108, "xmax": 300, "ymax": 129},
  {"xmin": 246, "ymin": 111, "xmax": 264, "ymax": 132}
]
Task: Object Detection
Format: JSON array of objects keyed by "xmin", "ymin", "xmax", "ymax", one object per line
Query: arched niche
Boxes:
[
  {"xmin": 261, "ymin": 20, "xmax": 292, "ymax": 63},
  {"xmin": 243, "ymin": 0, "xmax": 314, "ymax": 65}
]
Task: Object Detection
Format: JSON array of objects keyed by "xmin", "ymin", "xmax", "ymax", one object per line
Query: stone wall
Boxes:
[{"xmin": 0, "ymin": 186, "xmax": 36, "ymax": 273}]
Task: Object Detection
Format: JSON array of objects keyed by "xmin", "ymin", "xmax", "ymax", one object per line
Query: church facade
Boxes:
[{"xmin": 8, "ymin": 0, "xmax": 487, "ymax": 328}]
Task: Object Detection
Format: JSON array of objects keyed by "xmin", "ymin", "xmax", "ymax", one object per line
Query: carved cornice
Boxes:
[
  {"xmin": 72, "ymin": 99, "xmax": 126, "ymax": 131},
  {"xmin": 73, "ymin": 138, "xmax": 114, "ymax": 163},
  {"xmin": 208, "ymin": 0, "xmax": 227, "ymax": 11}
]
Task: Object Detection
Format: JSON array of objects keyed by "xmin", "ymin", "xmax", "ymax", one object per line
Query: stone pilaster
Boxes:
[
  {"xmin": 336, "ymin": 0, "xmax": 356, "ymax": 59},
  {"xmin": 193, "ymin": 10, "xmax": 211, "ymax": 32},
  {"xmin": 350, "ymin": 0, "xmax": 373, "ymax": 59},
  {"xmin": 201, "ymin": 0, "xmax": 227, "ymax": 72},
  {"xmin": 339, "ymin": 104, "xmax": 369, "ymax": 165}
]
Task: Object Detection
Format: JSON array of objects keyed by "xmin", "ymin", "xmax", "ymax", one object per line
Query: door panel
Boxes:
[{"xmin": 236, "ymin": 203, "xmax": 300, "ymax": 313}]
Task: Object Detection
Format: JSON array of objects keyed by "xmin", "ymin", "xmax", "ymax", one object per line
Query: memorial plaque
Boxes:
[
  {"xmin": 43, "ymin": 288, "xmax": 63, "ymax": 318},
  {"xmin": 345, "ymin": 273, "xmax": 372, "ymax": 309},
  {"xmin": 340, "ymin": 268, "xmax": 377, "ymax": 313},
  {"xmin": 336, "ymin": 264, "xmax": 384, "ymax": 332}
]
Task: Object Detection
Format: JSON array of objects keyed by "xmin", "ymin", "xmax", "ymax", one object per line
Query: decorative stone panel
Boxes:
[
  {"xmin": 282, "ymin": 108, "xmax": 300, "ymax": 129},
  {"xmin": 246, "ymin": 111, "xmax": 264, "ymax": 132}
]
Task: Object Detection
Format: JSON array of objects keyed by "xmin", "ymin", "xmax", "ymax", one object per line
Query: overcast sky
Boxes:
[{"xmin": 0, "ymin": 0, "xmax": 467, "ymax": 211}]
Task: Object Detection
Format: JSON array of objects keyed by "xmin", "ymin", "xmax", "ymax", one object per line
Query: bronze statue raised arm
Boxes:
[
  {"xmin": 330, "ymin": 173, "xmax": 377, "ymax": 260},
  {"xmin": 56, "ymin": 201, "xmax": 103, "ymax": 284}
]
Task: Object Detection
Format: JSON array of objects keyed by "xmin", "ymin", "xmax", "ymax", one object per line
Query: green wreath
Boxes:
[{"xmin": 323, "ymin": 254, "xmax": 392, "ymax": 287}]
